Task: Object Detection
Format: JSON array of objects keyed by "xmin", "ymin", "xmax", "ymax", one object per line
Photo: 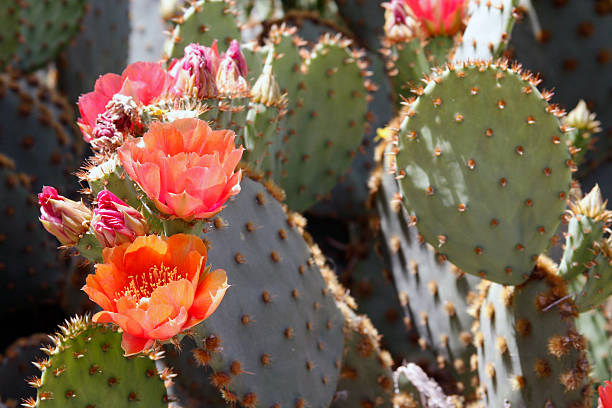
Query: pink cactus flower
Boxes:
[
  {"xmin": 404, "ymin": 0, "xmax": 468, "ymax": 37},
  {"xmin": 168, "ymin": 42, "xmax": 220, "ymax": 99},
  {"xmin": 77, "ymin": 62, "xmax": 171, "ymax": 142},
  {"xmin": 383, "ymin": 0, "xmax": 417, "ymax": 42},
  {"xmin": 92, "ymin": 190, "xmax": 148, "ymax": 247},
  {"xmin": 118, "ymin": 118, "xmax": 244, "ymax": 221},
  {"xmin": 216, "ymin": 40, "xmax": 249, "ymax": 96},
  {"xmin": 38, "ymin": 186, "xmax": 92, "ymax": 246},
  {"xmin": 600, "ymin": 381, "xmax": 612, "ymax": 408}
]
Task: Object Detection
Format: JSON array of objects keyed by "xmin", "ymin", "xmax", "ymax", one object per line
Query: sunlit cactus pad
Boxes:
[{"xmin": 393, "ymin": 61, "xmax": 572, "ymax": 285}]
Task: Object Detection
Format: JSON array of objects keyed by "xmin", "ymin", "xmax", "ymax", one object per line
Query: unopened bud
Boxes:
[
  {"xmin": 216, "ymin": 40, "xmax": 249, "ymax": 97},
  {"xmin": 92, "ymin": 190, "xmax": 148, "ymax": 247},
  {"xmin": 383, "ymin": 0, "xmax": 418, "ymax": 42},
  {"xmin": 169, "ymin": 42, "xmax": 220, "ymax": 99},
  {"xmin": 38, "ymin": 186, "xmax": 92, "ymax": 246},
  {"xmin": 251, "ymin": 51, "xmax": 282, "ymax": 106}
]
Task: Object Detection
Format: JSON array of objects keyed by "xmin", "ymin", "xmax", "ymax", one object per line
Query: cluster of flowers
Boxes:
[
  {"xmin": 38, "ymin": 41, "xmax": 248, "ymax": 355},
  {"xmin": 383, "ymin": 0, "xmax": 468, "ymax": 42}
]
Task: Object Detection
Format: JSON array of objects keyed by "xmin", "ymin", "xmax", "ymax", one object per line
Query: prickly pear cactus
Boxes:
[
  {"xmin": 575, "ymin": 308, "xmax": 612, "ymax": 389},
  {"xmin": 330, "ymin": 303, "xmax": 395, "ymax": 408},
  {"xmin": 472, "ymin": 257, "xmax": 591, "ymax": 407},
  {"xmin": 393, "ymin": 61, "xmax": 572, "ymax": 285},
  {"xmin": 28, "ymin": 316, "xmax": 169, "ymax": 408},
  {"xmin": 6, "ymin": 0, "xmax": 87, "ymax": 72},
  {"xmin": 0, "ymin": 1, "xmax": 20, "ymax": 70},
  {"xmin": 56, "ymin": 0, "xmax": 130, "ymax": 104},
  {"xmin": 266, "ymin": 27, "xmax": 370, "ymax": 212},
  {"xmin": 372, "ymin": 155, "xmax": 479, "ymax": 398},
  {"xmin": 0, "ymin": 73, "xmax": 81, "ymax": 192},
  {"xmin": 164, "ymin": 0, "xmax": 241, "ymax": 58},
  {"xmin": 187, "ymin": 176, "xmax": 345, "ymax": 407}
]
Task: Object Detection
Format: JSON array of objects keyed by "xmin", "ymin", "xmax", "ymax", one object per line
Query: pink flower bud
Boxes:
[
  {"xmin": 169, "ymin": 42, "xmax": 220, "ymax": 99},
  {"xmin": 38, "ymin": 186, "xmax": 92, "ymax": 246},
  {"xmin": 383, "ymin": 0, "xmax": 418, "ymax": 43},
  {"xmin": 216, "ymin": 40, "xmax": 249, "ymax": 97},
  {"xmin": 92, "ymin": 190, "xmax": 148, "ymax": 247}
]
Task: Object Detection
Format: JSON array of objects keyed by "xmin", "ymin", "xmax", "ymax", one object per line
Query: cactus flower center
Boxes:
[{"xmin": 120, "ymin": 263, "xmax": 184, "ymax": 299}]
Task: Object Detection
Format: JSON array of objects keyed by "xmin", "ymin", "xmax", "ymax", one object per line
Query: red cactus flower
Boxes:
[
  {"xmin": 77, "ymin": 62, "xmax": 171, "ymax": 142},
  {"xmin": 82, "ymin": 234, "xmax": 229, "ymax": 355},
  {"xmin": 600, "ymin": 381, "xmax": 612, "ymax": 408},
  {"xmin": 404, "ymin": 0, "xmax": 468, "ymax": 37},
  {"xmin": 118, "ymin": 118, "xmax": 243, "ymax": 221},
  {"xmin": 38, "ymin": 186, "xmax": 92, "ymax": 246},
  {"xmin": 92, "ymin": 190, "xmax": 148, "ymax": 247},
  {"xmin": 168, "ymin": 42, "xmax": 220, "ymax": 99}
]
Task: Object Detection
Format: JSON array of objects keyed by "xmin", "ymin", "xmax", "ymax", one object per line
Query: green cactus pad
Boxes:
[
  {"xmin": 384, "ymin": 39, "xmax": 430, "ymax": 105},
  {"xmin": 473, "ymin": 258, "xmax": 591, "ymax": 407},
  {"xmin": 56, "ymin": 0, "xmax": 129, "ymax": 104},
  {"xmin": 330, "ymin": 303, "xmax": 394, "ymax": 408},
  {"xmin": 31, "ymin": 316, "xmax": 168, "ymax": 408},
  {"xmin": 164, "ymin": 0, "xmax": 241, "ymax": 59},
  {"xmin": 393, "ymin": 61, "xmax": 572, "ymax": 285},
  {"xmin": 452, "ymin": 0, "xmax": 518, "ymax": 62},
  {"xmin": 372, "ymin": 156, "xmax": 479, "ymax": 398},
  {"xmin": 12, "ymin": 0, "xmax": 86, "ymax": 72},
  {"xmin": 267, "ymin": 27, "xmax": 369, "ymax": 212},
  {"xmin": 186, "ymin": 176, "xmax": 344, "ymax": 407},
  {"xmin": 574, "ymin": 245, "xmax": 612, "ymax": 312}
]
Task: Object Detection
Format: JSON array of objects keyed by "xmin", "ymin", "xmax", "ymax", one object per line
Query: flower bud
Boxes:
[
  {"xmin": 383, "ymin": 0, "xmax": 418, "ymax": 43},
  {"xmin": 169, "ymin": 42, "xmax": 220, "ymax": 99},
  {"xmin": 92, "ymin": 190, "xmax": 148, "ymax": 247},
  {"xmin": 216, "ymin": 40, "xmax": 249, "ymax": 97},
  {"xmin": 38, "ymin": 186, "xmax": 92, "ymax": 246},
  {"xmin": 251, "ymin": 51, "xmax": 282, "ymax": 106}
]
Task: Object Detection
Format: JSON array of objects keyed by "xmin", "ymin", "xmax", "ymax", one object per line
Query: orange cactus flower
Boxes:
[
  {"xmin": 118, "ymin": 118, "xmax": 243, "ymax": 221},
  {"xmin": 82, "ymin": 234, "xmax": 228, "ymax": 355}
]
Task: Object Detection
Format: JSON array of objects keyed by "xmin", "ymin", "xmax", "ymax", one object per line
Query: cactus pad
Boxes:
[
  {"xmin": 472, "ymin": 257, "xmax": 591, "ymax": 407},
  {"xmin": 31, "ymin": 316, "xmax": 169, "ymax": 408},
  {"xmin": 393, "ymin": 61, "xmax": 572, "ymax": 285},
  {"xmin": 186, "ymin": 176, "xmax": 344, "ymax": 407}
]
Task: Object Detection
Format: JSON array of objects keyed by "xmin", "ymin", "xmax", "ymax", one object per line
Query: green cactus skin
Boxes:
[
  {"xmin": 164, "ymin": 0, "xmax": 241, "ymax": 59},
  {"xmin": 266, "ymin": 27, "xmax": 369, "ymax": 212},
  {"xmin": 393, "ymin": 61, "xmax": 572, "ymax": 285},
  {"xmin": 508, "ymin": 0, "xmax": 612, "ymax": 171},
  {"xmin": 330, "ymin": 303, "xmax": 395, "ymax": 408},
  {"xmin": 559, "ymin": 217, "xmax": 605, "ymax": 282},
  {"xmin": 181, "ymin": 176, "xmax": 344, "ymax": 407},
  {"xmin": 0, "ymin": 1, "xmax": 20, "ymax": 70},
  {"xmin": 30, "ymin": 316, "xmax": 169, "ymax": 408},
  {"xmin": 473, "ymin": 258, "xmax": 591, "ymax": 407},
  {"xmin": 574, "ymin": 246, "xmax": 612, "ymax": 313},
  {"xmin": 372, "ymin": 155, "xmax": 479, "ymax": 398},
  {"xmin": 0, "ymin": 73, "xmax": 81, "ymax": 193},
  {"xmin": 0, "ymin": 333, "xmax": 48, "ymax": 406},
  {"xmin": 575, "ymin": 308, "xmax": 612, "ymax": 393},
  {"xmin": 242, "ymin": 101, "xmax": 285, "ymax": 174},
  {"xmin": 383, "ymin": 39, "xmax": 430, "ymax": 105},
  {"xmin": 311, "ymin": 50, "xmax": 393, "ymax": 218},
  {"xmin": 10, "ymin": 0, "xmax": 87, "ymax": 72},
  {"xmin": 56, "ymin": 0, "xmax": 130, "ymax": 104},
  {"xmin": 452, "ymin": 0, "xmax": 518, "ymax": 63},
  {"xmin": 0, "ymin": 157, "xmax": 73, "ymax": 327},
  {"xmin": 162, "ymin": 341, "xmax": 227, "ymax": 407}
]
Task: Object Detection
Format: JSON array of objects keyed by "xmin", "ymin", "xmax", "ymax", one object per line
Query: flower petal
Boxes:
[
  {"xmin": 121, "ymin": 332, "xmax": 155, "ymax": 356},
  {"xmin": 189, "ymin": 269, "xmax": 228, "ymax": 322}
]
